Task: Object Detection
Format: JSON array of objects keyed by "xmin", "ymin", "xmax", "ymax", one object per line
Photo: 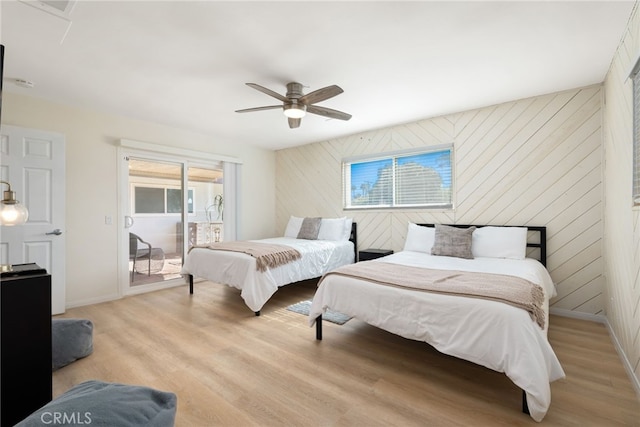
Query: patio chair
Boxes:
[{"xmin": 129, "ymin": 233, "xmax": 164, "ymax": 281}]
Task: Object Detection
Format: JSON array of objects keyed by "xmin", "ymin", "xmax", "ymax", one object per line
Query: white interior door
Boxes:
[{"xmin": 0, "ymin": 125, "xmax": 66, "ymax": 314}]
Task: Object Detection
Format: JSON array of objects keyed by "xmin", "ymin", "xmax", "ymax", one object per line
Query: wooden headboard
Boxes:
[{"xmin": 417, "ymin": 224, "xmax": 547, "ymax": 267}]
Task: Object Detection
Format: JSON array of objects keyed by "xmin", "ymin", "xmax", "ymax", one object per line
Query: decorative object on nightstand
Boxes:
[{"xmin": 358, "ymin": 248, "xmax": 393, "ymax": 262}]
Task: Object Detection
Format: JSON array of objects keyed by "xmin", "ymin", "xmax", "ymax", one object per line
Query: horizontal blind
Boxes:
[
  {"xmin": 345, "ymin": 157, "xmax": 393, "ymax": 207},
  {"xmin": 395, "ymin": 151, "xmax": 452, "ymax": 206}
]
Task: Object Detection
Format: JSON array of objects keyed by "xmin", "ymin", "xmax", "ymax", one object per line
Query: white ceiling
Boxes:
[{"xmin": 1, "ymin": 1, "xmax": 635, "ymax": 151}]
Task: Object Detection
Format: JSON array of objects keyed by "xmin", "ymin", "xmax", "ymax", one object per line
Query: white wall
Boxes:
[
  {"xmin": 602, "ymin": 2, "xmax": 640, "ymax": 396},
  {"xmin": 2, "ymin": 92, "xmax": 276, "ymax": 307},
  {"xmin": 277, "ymin": 84, "xmax": 604, "ymax": 316}
]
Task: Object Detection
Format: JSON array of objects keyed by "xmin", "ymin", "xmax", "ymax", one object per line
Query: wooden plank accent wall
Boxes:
[
  {"xmin": 602, "ymin": 2, "xmax": 640, "ymax": 396},
  {"xmin": 276, "ymin": 84, "xmax": 604, "ymax": 318}
]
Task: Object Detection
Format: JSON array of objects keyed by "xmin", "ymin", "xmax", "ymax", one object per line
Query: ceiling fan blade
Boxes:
[
  {"xmin": 246, "ymin": 83, "xmax": 288, "ymax": 102},
  {"xmin": 235, "ymin": 105, "xmax": 282, "ymax": 113},
  {"xmin": 306, "ymin": 105, "xmax": 352, "ymax": 121},
  {"xmin": 299, "ymin": 85, "xmax": 343, "ymax": 105},
  {"xmin": 288, "ymin": 118, "xmax": 301, "ymax": 128}
]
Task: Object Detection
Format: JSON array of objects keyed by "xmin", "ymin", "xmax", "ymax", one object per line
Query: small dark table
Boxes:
[{"xmin": 358, "ymin": 248, "xmax": 393, "ymax": 262}]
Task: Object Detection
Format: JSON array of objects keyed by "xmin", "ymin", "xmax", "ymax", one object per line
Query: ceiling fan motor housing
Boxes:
[{"xmin": 285, "ymin": 82, "xmax": 304, "ymax": 99}]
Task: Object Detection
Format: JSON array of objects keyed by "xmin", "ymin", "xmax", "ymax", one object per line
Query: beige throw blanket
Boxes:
[
  {"xmin": 189, "ymin": 241, "xmax": 301, "ymax": 272},
  {"xmin": 320, "ymin": 261, "xmax": 546, "ymax": 329}
]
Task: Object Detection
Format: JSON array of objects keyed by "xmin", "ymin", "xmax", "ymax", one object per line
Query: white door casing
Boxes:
[
  {"xmin": 0, "ymin": 125, "xmax": 66, "ymax": 314},
  {"xmin": 117, "ymin": 140, "xmax": 240, "ymax": 296}
]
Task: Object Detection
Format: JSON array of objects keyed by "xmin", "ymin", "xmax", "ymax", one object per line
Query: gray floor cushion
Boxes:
[
  {"xmin": 52, "ymin": 318, "xmax": 94, "ymax": 371},
  {"xmin": 16, "ymin": 380, "xmax": 177, "ymax": 427}
]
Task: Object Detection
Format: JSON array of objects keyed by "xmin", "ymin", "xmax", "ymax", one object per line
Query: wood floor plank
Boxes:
[{"xmin": 53, "ymin": 280, "xmax": 640, "ymax": 426}]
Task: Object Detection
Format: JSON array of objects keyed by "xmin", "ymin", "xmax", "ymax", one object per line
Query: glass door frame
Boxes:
[
  {"xmin": 117, "ymin": 139, "xmax": 239, "ymax": 297},
  {"xmin": 127, "ymin": 157, "xmax": 187, "ymax": 289}
]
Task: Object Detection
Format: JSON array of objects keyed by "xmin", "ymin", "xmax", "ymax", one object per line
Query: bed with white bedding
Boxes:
[
  {"xmin": 181, "ymin": 217, "xmax": 356, "ymax": 314},
  {"xmin": 308, "ymin": 223, "xmax": 565, "ymax": 422}
]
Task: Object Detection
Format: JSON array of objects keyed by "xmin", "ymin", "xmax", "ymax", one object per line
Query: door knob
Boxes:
[{"xmin": 46, "ymin": 229, "xmax": 62, "ymax": 236}]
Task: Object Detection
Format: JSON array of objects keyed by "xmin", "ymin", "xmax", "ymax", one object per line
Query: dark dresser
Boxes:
[{"xmin": 1, "ymin": 263, "xmax": 52, "ymax": 426}]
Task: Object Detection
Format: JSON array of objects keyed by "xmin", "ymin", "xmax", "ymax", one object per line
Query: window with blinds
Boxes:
[
  {"xmin": 633, "ymin": 65, "xmax": 640, "ymax": 205},
  {"xmin": 342, "ymin": 144, "xmax": 453, "ymax": 209}
]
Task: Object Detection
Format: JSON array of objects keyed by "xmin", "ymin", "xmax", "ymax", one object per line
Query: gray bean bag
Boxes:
[
  {"xmin": 52, "ymin": 318, "xmax": 94, "ymax": 371},
  {"xmin": 16, "ymin": 380, "xmax": 177, "ymax": 426}
]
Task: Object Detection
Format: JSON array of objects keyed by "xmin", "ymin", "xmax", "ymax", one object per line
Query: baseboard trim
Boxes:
[
  {"xmin": 124, "ymin": 278, "xmax": 184, "ymax": 296},
  {"xmin": 550, "ymin": 307, "xmax": 640, "ymax": 401},
  {"xmin": 549, "ymin": 307, "xmax": 606, "ymax": 323},
  {"xmin": 603, "ymin": 317, "xmax": 640, "ymax": 400},
  {"xmin": 65, "ymin": 292, "xmax": 121, "ymax": 310},
  {"xmin": 64, "ymin": 279, "xmax": 186, "ymax": 309}
]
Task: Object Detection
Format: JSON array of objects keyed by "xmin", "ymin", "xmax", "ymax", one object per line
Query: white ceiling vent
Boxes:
[{"xmin": 19, "ymin": 0, "xmax": 77, "ymax": 21}]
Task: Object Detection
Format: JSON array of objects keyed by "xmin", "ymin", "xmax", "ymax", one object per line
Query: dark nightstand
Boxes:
[{"xmin": 359, "ymin": 248, "xmax": 393, "ymax": 262}]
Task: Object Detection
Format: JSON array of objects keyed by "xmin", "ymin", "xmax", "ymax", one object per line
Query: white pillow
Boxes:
[
  {"xmin": 341, "ymin": 217, "xmax": 353, "ymax": 241},
  {"xmin": 471, "ymin": 226, "xmax": 528, "ymax": 259},
  {"xmin": 318, "ymin": 218, "xmax": 346, "ymax": 241},
  {"xmin": 403, "ymin": 223, "xmax": 435, "ymax": 253},
  {"xmin": 284, "ymin": 216, "xmax": 303, "ymax": 238}
]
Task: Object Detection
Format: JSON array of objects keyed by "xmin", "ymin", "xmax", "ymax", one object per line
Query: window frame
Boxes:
[
  {"xmin": 342, "ymin": 144, "xmax": 454, "ymax": 211},
  {"xmin": 632, "ymin": 56, "xmax": 640, "ymax": 206},
  {"xmin": 132, "ymin": 184, "xmax": 195, "ymax": 215}
]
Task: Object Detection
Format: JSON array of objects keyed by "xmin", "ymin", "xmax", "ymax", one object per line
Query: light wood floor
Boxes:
[{"xmin": 54, "ymin": 280, "xmax": 640, "ymax": 426}]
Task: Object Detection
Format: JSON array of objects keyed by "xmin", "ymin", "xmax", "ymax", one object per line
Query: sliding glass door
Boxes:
[
  {"xmin": 127, "ymin": 158, "xmax": 186, "ymax": 287},
  {"xmin": 185, "ymin": 166, "xmax": 224, "ymax": 251},
  {"xmin": 120, "ymin": 151, "xmax": 224, "ymax": 294}
]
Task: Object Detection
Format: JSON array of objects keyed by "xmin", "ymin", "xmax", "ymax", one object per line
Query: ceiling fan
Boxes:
[{"xmin": 235, "ymin": 82, "xmax": 352, "ymax": 129}]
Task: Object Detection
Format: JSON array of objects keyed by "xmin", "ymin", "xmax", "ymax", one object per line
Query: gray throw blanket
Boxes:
[
  {"xmin": 190, "ymin": 241, "xmax": 301, "ymax": 272},
  {"xmin": 320, "ymin": 261, "xmax": 546, "ymax": 329}
]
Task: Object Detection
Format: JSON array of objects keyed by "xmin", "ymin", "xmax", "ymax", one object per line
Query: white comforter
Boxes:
[
  {"xmin": 309, "ymin": 251, "xmax": 565, "ymax": 422},
  {"xmin": 181, "ymin": 238, "xmax": 354, "ymax": 312}
]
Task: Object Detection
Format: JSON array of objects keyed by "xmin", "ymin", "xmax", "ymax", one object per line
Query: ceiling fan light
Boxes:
[{"xmin": 283, "ymin": 104, "xmax": 306, "ymax": 119}]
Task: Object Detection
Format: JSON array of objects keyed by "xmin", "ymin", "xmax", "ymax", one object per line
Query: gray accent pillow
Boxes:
[
  {"xmin": 297, "ymin": 217, "xmax": 322, "ymax": 240},
  {"xmin": 15, "ymin": 380, "xmax": 177, "ymax": 427},
  {"xmin": 52, "ymin": 318, "xmax": 94, "ymax": 371},
  {"xmin": 431, "ymin": 224, "xmax": 476, "ymax": 259}
]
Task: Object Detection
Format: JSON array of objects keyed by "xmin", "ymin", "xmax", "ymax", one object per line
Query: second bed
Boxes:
[
  {"xmin": 309, "ymin": 223, "xmax": 565, "ymax": 422},
  {"xmin": 182, "ymin": 217, "xmax": 356, "ymax": 314}
]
